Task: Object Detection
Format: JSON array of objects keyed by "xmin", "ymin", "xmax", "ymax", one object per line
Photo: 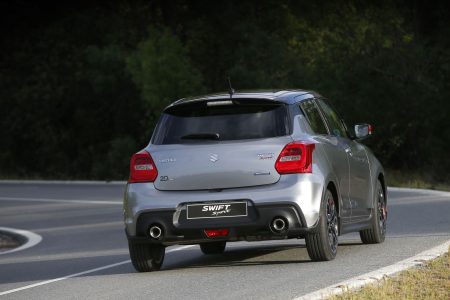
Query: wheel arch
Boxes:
[{"xmin": 326, "ymin": 181, "xmax": 340, "ymax": 216}]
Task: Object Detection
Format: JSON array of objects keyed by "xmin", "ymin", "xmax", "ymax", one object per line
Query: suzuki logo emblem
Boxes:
[{"xmin": 209, "ymin": 154, "xmax": 219, "ymax": 162}]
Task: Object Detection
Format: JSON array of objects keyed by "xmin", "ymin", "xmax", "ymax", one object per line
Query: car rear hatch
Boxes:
[{"xmin": 149, "ymin": 98, "xmax": 293, "ymax": 191}]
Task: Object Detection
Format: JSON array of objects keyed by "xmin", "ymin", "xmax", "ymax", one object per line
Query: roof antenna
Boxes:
[{"xmin": 227, "ymin": 77, "xmax": 235, "ymax": 98}]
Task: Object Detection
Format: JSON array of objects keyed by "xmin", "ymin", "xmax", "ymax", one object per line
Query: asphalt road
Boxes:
[{"xmin": 0, "ymin": 183, "xmax": 449, "ymax": 300}]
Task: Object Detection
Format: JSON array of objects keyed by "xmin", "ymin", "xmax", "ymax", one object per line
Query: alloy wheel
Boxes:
[
  {"xmin": 326, "ymin": 194, "xmax": 338, "ymax": 254},
  {"xmin": 377, "ymin": 187, "xmax": 387, "ymax": 235}
]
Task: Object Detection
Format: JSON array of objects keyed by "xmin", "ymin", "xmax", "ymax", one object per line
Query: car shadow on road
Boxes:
[
  {"xmin": 163, "ymin": 243, "xmax": 313, "ymax": 271},
  {"xmin": 94, "ymin": 241, "xmax": 369, "ymax": 276},
  {"xmin": 337, "ymin": 242, "xmax": 366, "ymax": 247},
  {"xmin": 165, "ymin": 240, "xmax": 369, "ymax": 271},
  {"xmin": 86, "ymin": 241, "xmax": 368, "ymax": 276}
]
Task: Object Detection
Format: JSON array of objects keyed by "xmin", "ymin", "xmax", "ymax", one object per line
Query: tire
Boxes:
[
  {"xmin": 360, "ymin": 180, "xmax": 387, "ymax": 244},
  {"xmin": 200, "ymin": 241, "xmax": 226, "ymax": 255},
  {"xmin": 305, "ymin": 189, "xmax": 338, "ymax": 261},
  {"xmin": 128, "ymin": 241, "xmax": 165, "ymax": 272}
]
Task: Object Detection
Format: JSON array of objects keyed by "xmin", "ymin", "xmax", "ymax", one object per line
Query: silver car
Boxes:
[{"xmin": 124, "ymin": 90, "xmax": 387, "ymax": 272}]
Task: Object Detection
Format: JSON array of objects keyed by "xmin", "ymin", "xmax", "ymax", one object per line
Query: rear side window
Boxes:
[
  {"xmin": 316, "ymin": 99, "xmax": 347, "ymax": 137},
  {"xmin": 299, "ymin": 100, "xmax": 328, "ymax": 135},
  {"xmin": 152, "ymin": 100, "xmax": 290, "ymax": 144}
]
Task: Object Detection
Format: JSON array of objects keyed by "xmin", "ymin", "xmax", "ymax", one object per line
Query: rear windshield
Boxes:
[{"xmin": 152, "ymin": 100, "xmax": 290, "ymax": 145}]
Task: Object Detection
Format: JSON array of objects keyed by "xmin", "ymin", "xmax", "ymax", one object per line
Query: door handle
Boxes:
[{"xmin": 345, "ymin": 148, "xmax": 353, "ymax": 156}]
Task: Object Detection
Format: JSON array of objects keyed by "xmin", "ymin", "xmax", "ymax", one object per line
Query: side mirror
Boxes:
[{"xmin": 354, "ymin": 124, "xmax": 372, "ymax": 139}]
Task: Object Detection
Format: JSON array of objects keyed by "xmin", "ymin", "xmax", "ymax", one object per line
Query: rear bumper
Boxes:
[
  {"xmin": 124, "ymin": 174, "xmax": 325, "ymax": 244},
  {"xmin": 127, "ymin": 202, "xmax": 319, "ymax": 246}
]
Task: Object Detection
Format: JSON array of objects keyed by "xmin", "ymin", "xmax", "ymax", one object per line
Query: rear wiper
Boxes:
[{"xmin": 180, "ymin": 133, "xmax": 220, "ymax": 140}]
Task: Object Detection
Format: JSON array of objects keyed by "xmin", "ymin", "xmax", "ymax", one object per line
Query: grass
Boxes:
[
  {"xmin": 0, "ymin": 232, "xmax": 20, "ymax": 251},
  {"xmin": 386, "ymin": 169, "xmax": 450, "ymax": 192},
  {"xmin": 329, "ymin": 247, "xmax": 450, "ymax": 300}
]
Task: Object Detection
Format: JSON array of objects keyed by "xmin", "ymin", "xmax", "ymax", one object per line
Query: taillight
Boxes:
[
  {"xmin": 275, "ymin": 142, "xmax": 315, "ymax": 174},
  {"xmin": 128, "ymin": 151, "xmax": 158, "ymax": 183}
]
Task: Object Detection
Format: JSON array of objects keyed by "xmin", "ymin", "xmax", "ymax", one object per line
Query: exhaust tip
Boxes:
[
  {"xmin": 270, "ymin": 217, "xmax": 288, "ymax": 233},
  {"xmin": 149, "ymin": 225, "xmax": 163, "ymax": 240}
]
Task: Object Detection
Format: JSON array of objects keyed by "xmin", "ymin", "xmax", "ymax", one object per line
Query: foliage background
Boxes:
[{"xmin": 1, "ymin": 0, "xmax": 449, "ymax": 182}]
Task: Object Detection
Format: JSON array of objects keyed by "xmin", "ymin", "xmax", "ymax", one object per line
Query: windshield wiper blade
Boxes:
[{"xmin": 180, "ymin": 133, "xmax": 220, "ymax": 140}]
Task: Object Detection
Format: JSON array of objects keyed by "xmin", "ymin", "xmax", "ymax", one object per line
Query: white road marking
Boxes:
[
  {"xmin": 387, "ymin": 186, "xmax": 450, "ymax": 197},
  {"xmin": 0, "ymin": 261, "xmax": 130, "ymax": 296},
  {"xmin": 0, "ymin": 245, "xmax": 195, "ymax": 296},
  {"xmin": 0, "ymin": 227, "xmax": 42, "ymax": 255},
  {"xmin": 293, "ymin": 239, "xmax": 450, "ymax": 300},
  {"xmin": 33, "ymin": 221, "xmax": 122, "ymax": 233},
  {"xmin": 0, "ymin": 248, "xmax": 129, "ymax": 265},
  {"xmin": 392, "ymin": 195, "xmax": 450, "ymax": 202},
  {"xmin": 0, "ymin": 196, "xmax": 122, "ymax": 205}
]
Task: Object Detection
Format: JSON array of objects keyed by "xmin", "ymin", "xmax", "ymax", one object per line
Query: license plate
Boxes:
[{"xmin": 187, "ymin": 202, "xmax": 248, "ymax": 219}]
